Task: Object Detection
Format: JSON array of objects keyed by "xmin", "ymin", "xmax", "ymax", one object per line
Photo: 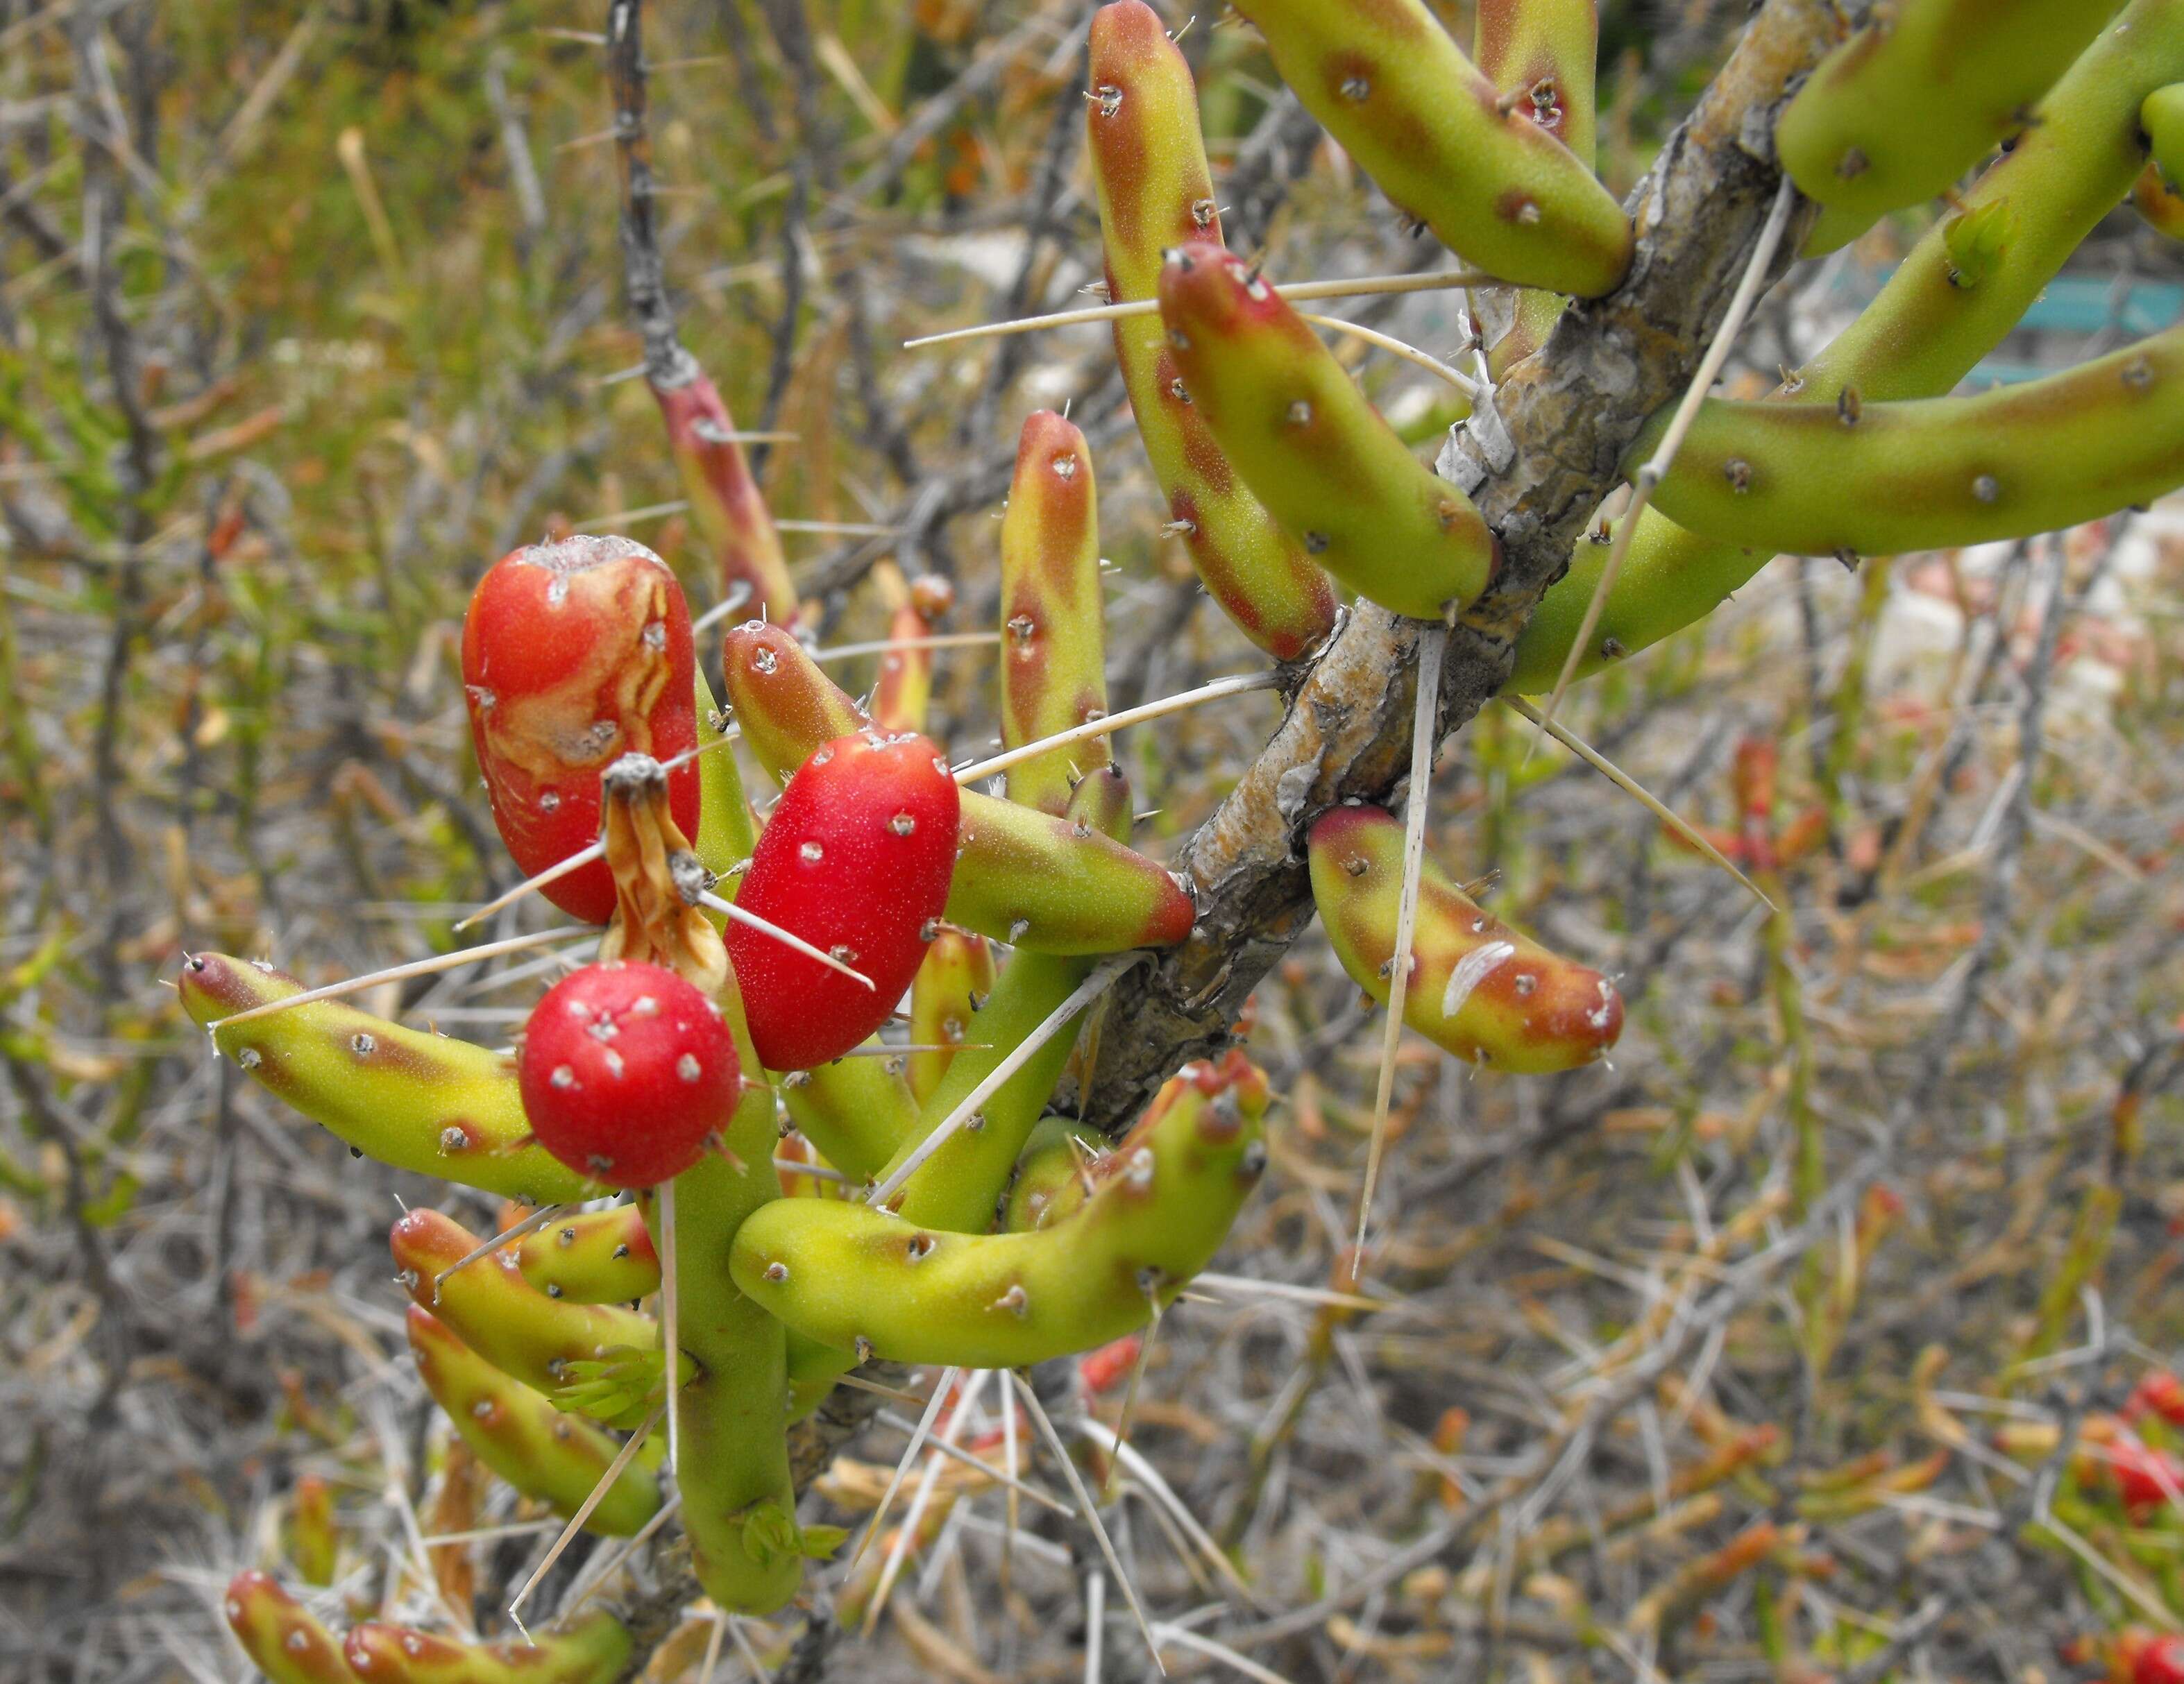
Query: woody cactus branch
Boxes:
[{"xmin": 1080, "ymin": 0, "xmax": 1844, "ymax": 1130}]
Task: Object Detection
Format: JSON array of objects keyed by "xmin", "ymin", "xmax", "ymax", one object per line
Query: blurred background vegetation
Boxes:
[{"xmin": 4, "ymin": 1, "xmax": 2184, "ymax": 1678}]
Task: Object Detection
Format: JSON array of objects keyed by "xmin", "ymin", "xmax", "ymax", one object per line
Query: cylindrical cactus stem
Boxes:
[
  {"xmin": 1084, "ymin": 1, "xmax": 1339, "ymax": 661},
  {"xmin": 732, "ymin": 1053, "xmax": 1270, "ymax": 1367},
  {"xmin": 719, "ymin": 621, "xmax": 866, "ymax": 785},
  {"xmin": 695, "ymin": 665, "xmax": 756, "ymax": 871},
  {"xmin": 518, "ymin": 1204, "xmax": 662, "ymax": 1304},
  {"xmin": 461, "ymin": 534, "xmax": 701, "ymax": 926},
  {"xmin": 782, "ymin": 1054, "xmax": 922, "ymax": 1182},
  {"xmin": 654, "ymin": 370, "xmax": 799, "ymax": 627},
  {"xmin": 289, "ymin": 1474, "xmax": 337, "ymax": 1588},
  {"xmin": 871, "ymin": 573, "xmax": 956, "ymax": 735},
  {"xmin": 879, "ymin": 768, "xmax": 1142, "ymax": 1235},
  {"xmin": 722, "ymin": 623, "xmax": 1196, "ymax": 954},
  {"xmin": 391, "ymin": 1209, "xmax": 659, "ymax": 1422},
  {"xmin": 1157, "ymin": 242, "xmax": 1498, "ymax": 623},
  {"xmin": 1776, "ymin": 0, "xmax": 2125, "ymax": 257},
  {"xmin": 1636, "ymin": 321, "xmax": 2184, "ymax": 558},
  {"xmin": 1003, "ymin": 1115, "xmax": 1103, "ymax": 1233},
  {"xmin": 998, "ymin": 412, "xmax": 1111, "ymax": 817},
  {"xmin": 879, "ymin": 949, "xmax": 1091, "ymax": 1234},
  {"xmin": 907, "ymin": 928, "xmax": 997, "ymax": 1103},
  {"xmin": 222, "ymin": 1570, "xmax": 355, "ymax": 1684},
  {"xmin": 1511, "ymin": 1, "xmax": 2184, "ymax": 692},
  {"xmin": 405, "ymin": 1305, "xmax": 661, "ymax": 1535},
  {"xmin": 1307, "ymin": 804, "xmax": 1623, "ymax": 1073},
  {"xmin": 1472, "ymin": 0, "xmax": 1599, "ymax": 377},
  {"xmin": 342, "ymin": 1612, "xmax": 631, "ymax": 1684},
  {"xmin": 647, "ymin": 1057, "xmax": 806, "ymax": 1615},
  {"xmin": 1226, "ymin": 0, "xmax": 1631, "ymax": 295},
  {"xmin": 2149, "ymin": 83, "xmax": 2184, "ymax": 185},
  {"xmin": 180, "ymin": 955, "xmax": 586, "ymax": 1205}
]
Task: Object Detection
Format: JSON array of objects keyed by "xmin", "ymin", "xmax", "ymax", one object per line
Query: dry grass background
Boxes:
[{"xmin": 3, "ymin": 1, "xmax": 2184, "ymax": 1679}]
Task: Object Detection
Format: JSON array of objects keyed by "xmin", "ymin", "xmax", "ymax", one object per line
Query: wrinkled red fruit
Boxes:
[
  {"xmin": 517, "ymin": 960, "xmax": 738, "ymax": 1187},
  {"xmin": 462, "ymin": 535, "xmax": 700, "ymax": 925},
  {"xmin": 729, "ymin": 730, "xmax": 960, "ymax": 1071}
]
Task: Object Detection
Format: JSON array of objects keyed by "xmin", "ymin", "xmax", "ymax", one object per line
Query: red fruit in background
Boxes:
[
  {"xmin": 462, "ymin": 535, "xmax": 700, "ymax": 924},
  {"xmin": 2125, "ymin": 1370, "xmax": 2184, "ymax": 1429},
  {"xmin": 516, "ymin": 961, "xmax": 738, "ymax": 1187},
  {"xmin": 729, "ymin": 731, "xmax": 960, "ymax": 1071},
  {"xmin": 2135, "ymin": 1635, "xmax": 2184, "ymax": 1684},
  {"xmin": 2087, "ymin": 1433, "xmax": 2184, "ymax": 1517},
  {"xmin": 1078, "ymin": 1334, "xmax": 1142, "ymax": 1395}
]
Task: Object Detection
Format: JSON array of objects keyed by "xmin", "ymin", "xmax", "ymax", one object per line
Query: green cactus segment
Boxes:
[
  {"xmin": 341, "ymin": 1614, "xmax": 632, "ymax": 1684},
  {"xmin": 1473, "ymin": 0, "xmax": 1597, "ymax": 162},
  {"xmin": 734, "ymin": 1054, "xmax": 1270, "ymax": 1368},
  {"xmin": 222, "ymin": 1571, "xmax": 357, "ymax": 1684},
  {"xmin": 1228, "ymin": 0, "xmax": 1631, "ymax": 295},
  {"xmin": 781, "ymin": 1052, "xmax": 920, "ymax": 1183},
  {"xmin": 719, "ymin": 621, "xmax": 865, "ymax": 785},
  {"xmin": 1004, "ymin": 1115, "xmax": 1103, "ymax": 1232},
  {"xmin": 882, "ymin": 768, "xmax": 1143, "ymax": 1234},
  {"xmin": 405, "ymin": 1305, "xmax": 661, "ymax": 1536},
  {"xmin": 1639, "ymin": 324, "xmax": 2184, "ymax": 556},
  {"xmin": 1157, "ymin": 242, "xmax": 1498, "ymax": 623},
  {"xmin": 289, "ymin": 1475, "xmax": 337, "ymax": 1587},
  {"xmin": 1777, "ymin": 0, "xmax": 2123, "ymax": 257},
  {"xmin": 1085, "ymin": 0, "xmax": 1339, "ymax": 661},
  {"xmin": 179, "ymin": 955, "xmax": 584, "ymax": 1205},
  {"xmin": 946, "ymin": 793, "xmax": 1196, "ymax": 954},
  {"xmin": 517, "ymin": 1204, "xmax": 662, "ymax": 1304},
  {"xmin": 695, "ymin": 666, "xmax": 756, "ymax": 873},
  {"xmin": 391, "ymin": 1209, "xmax": 658, "ymax": 1421},
  {"xmin": 654, "ymin": 373, "xmax": 799, "ymax": 627},
  {"xmin": 1307, "ymin": 804, "xmax": 1623, "ymax": 1073},
  {"xmin": 2149, "ymin": 83, "xmax": 2184, "ymax": 185},
  {"xmin": 999, "ymin": 411, "xmax": 1111, "ymax": 817},
  {"xmin": 881, "ymin": 951, "xmax": 1091, "ymax": 1235},
  {"xmin": 652, "ymin": 996, "xmax": 806, "ymax": 1615},
  {"xmin": 908, "ymin": 928, "xmax": 997, "ymax": 1104},
  {"xmin": 1510, "ymin": 0, "xmax": 2184, "ymax": 692},
  {"xmin": 722, "ymin": 623, "xmax": 1195, "ymax": 953},
  {"xmin": 1473, "ymin": 0, "xmax": 1599, "ymax": 376}
]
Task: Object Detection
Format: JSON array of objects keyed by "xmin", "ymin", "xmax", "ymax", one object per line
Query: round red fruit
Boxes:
[
  {"xmin": 729, "ymin": 731, "xmax": 960, "ymax": 1071},
  {"xmin": 517, "ymin": 961, "xmax": 738, "ymax": 1187}
]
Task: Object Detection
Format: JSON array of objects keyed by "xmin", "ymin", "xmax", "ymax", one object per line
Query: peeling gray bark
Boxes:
[{"xmin": 1080, "ymin": 0, "xmax": 1844, "ymax": 1133}]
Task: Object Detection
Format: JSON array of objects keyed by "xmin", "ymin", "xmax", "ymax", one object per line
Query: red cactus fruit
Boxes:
[
  {"xmin": 2124, "ymin": 1369, "xmax": 2184, "ymax": 1429},
  {"xmin": 516, "ymin": 960, "xmax": 738, "ymax": 1187},
  {"xmin": 729, "ymin": 730, "xmax": 960, "ymax": 1071},
  {"xmin": 2116, "ymin": 1630, "xmax": 2184, "ymax": 1684},
  {"xmin": 1078, "ymin": 1334, "xmax": 1143, "ymax": 1395},
  {"xmin": 2085, "ymin": 1431, "xmax": 2184, "ymax": 1517},
  {"xmin": 462, "ymin": 535, "xmax": 700, "ymax": 924}
]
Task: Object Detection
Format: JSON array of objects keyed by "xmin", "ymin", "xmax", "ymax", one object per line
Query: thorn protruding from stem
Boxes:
[
  {"xmin": 952, "ymin": 673, "xmax": 1278, "ymax": 788},
  {"xmin": 902, "ymin": 268, "xmax": 1499, "ymax": 349},
  {"xmin": 1530, "ymin": 176, "xmax": 1800, "ymax": 751},
  {"xmin": 696, "ymin": 890, "xmax": 877, "ymax": 989},
  {"xmin": 1357, "ymin": 621, "xmax": 1447, "ymax": 1252},
  {"xmin": 204, "ymin": 928, "xmax": 588, "ymax": 1033}
]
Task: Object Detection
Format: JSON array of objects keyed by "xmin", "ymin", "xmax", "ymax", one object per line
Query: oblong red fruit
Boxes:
[
  {"xmin": 462, "ymin": 535, "xmax": 700, "ymax": 924},
  {"xmin": 729, "ymin": 731, "xmax": 960, "ymax": 1071},
  {"xmin": 516, "ymin": 960, "xmax": 738, "ymax": 1187}
]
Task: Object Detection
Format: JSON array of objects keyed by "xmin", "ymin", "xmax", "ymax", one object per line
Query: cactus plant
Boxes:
[{"xmin": 178, "ymin": 0, "xmax": 2184, "ymax": 1673}]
